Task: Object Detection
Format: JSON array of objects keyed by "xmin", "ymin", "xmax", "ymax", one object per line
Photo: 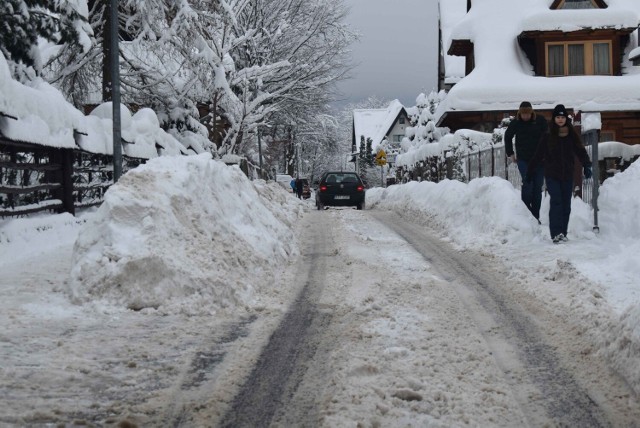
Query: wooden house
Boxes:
[
  {"xmin": 437, "ymin": 0, "xmax": 640, "ymax": 145},
  {"xmin": 352, "ymin": 100, "xmax": 410, "ymax": 166}
]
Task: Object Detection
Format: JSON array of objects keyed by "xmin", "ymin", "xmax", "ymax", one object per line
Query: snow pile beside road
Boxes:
[
  {"xmin": 0, "ymin": 213, "xmax": 81, "ymax": 265},
  {"xmin": 69, "ymin": 154, "xmax": 302, "ymax": 315},
  {"xmin": 599, "ymin": 159, "xmax": 640, "ymax": 239},
  {"xmin": 369, "ymin": 177, "xmax": 539, "ymax": 246},
  {"xmin": 596, "ymin": 160, "xmax": 640, "ymax": 389}
]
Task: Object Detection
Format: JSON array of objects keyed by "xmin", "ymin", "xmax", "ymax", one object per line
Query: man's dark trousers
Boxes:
[{"xmin": 517, "ymin": 160, "xmax": 544, "ymax": 220}]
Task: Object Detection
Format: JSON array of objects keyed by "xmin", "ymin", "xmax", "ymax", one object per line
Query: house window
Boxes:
[
  {"xmin": 546, "ymin": 41, "xmax": 612, "ymax": 76},
  {"xmin": 393, "ymin": 135, "xmax": 403, "ymax": 142},
  {"xmin": 593, "ymin": 43, "xmax": 611, "ymax": 74},
  {"xmin": 398, "ymin": 117, "xmax": 405, "ymax": 124},
  {"xmin": 559, "ymin": 0, "xmax": 597, "ymax": 9}
]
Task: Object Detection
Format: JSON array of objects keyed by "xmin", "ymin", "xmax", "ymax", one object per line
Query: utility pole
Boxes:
[{"xmin": 108, "ymin": 0, "xmax": 122, "ymax": 182}]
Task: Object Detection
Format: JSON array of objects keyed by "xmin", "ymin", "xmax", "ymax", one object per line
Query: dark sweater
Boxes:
[
  {"xmin": 528, "ymin": 132, "xmax": 592, "ymax": 181},
  {"xmin": 504, "ymin": 115, "xmax": 548, "ymax": 161}
]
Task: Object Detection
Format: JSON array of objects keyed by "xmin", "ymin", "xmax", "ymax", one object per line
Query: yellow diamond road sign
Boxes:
[{"xmin": 375, "ymin": 149, "xmax": 387, "ymax": 166}]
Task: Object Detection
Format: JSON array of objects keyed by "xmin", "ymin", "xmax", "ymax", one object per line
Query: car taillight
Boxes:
[
  {"xmin": 320, "ymin": 185, "xmax": 328, "ymax": 192},
  {"xmin": 357, "ymin": 185, "xmax": 364, "ymax": 191}
]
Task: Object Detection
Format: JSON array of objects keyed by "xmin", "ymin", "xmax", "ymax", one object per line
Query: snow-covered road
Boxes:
[
  {"xmin": 3, "ymin": 204, "xmax": 638, "ymax": 426},
  {"xmin": 222, "ymin": 208, "xmax": 639, "ymax": 427}
]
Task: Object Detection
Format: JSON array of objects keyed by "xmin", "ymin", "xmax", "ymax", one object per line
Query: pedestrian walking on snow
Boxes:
[
  {"xmin": 526, "ymin": 104, "xmax": 592, "ymax": 244},
  {"xmin": 504, "ymin": 101, "xmax": 548, "ymax": 223},
  {"xmin": 295, "ymin": 177, "xmax": 304, "ymax": 199}
]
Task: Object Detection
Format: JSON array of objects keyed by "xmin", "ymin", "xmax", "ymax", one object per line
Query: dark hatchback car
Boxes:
[{"xmin": 316, "ymin": 171, "xmax": 366, "ymax": 210}]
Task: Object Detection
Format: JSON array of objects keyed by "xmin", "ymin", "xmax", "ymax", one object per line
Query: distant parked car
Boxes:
[
  {"xmin": 276, "ymin": 174, "xmax": 294, "ymax": 193},
  {"xmin": 315, "ymin": 171, "xmax": 366, "ymax": 210}
]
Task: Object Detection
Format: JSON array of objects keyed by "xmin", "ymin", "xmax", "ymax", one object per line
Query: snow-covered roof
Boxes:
[
  {"xmin": 352, "ymin": 100, "xmax": 405, "ymax": 149},
  {"xmin": 520, "ymin": 9, "xmax": 639, "ymax": 32},
  {"xmin": 0, "ymin": 51, "xmax": 189, "ymax": 158},
  {"xmin": 439, "ymin": 0, "xmax": 467, "ymax": 84},
  {"xmin": 437, "ymin": 0, "xmax": 640, "ymax": 120}
]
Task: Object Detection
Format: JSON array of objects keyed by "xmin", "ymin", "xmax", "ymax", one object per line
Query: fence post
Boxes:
[
  {"xmin": 61, "ymin": 149, "xmax": 75, "ymax": 215},
  {"xmin": 505, "ymin": 149, "xmax": 509, "ymax": 180},
  {"xmin": 581, "ymin": 112, "xmax": 600, "ymax": 233},
  {"xmin": 491, "ymin": 146, "xmax": 495, "ymax": 176}
]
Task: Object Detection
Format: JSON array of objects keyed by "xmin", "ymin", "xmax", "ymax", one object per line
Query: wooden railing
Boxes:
[{"xmin": 0, "ymin": 139, "xmax": 143, "ymax": 217}]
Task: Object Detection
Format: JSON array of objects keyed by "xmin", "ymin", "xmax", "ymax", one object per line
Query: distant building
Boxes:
[{"xmin": 352, "ymin": 100, "xmax": 410, "ymax": 166}]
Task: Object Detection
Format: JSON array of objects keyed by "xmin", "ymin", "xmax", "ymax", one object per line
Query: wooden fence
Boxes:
[
  {"xmin": 0, "ymin": 138, "xmax": 143, "ymax": 217},
  {"xmin": 1, "ymin": 138, "xmax": 267, "ymax": 218}
]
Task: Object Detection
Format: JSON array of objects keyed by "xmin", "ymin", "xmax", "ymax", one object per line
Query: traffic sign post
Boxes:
[{"xmin": 375, "ymin": 149, "xmax": 387, "ymax": 187}]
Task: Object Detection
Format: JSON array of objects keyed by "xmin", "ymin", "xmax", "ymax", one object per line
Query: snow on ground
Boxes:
[
  {"xmin": 302, "ymin": 209, "xmax": 529, "ymax": 427},
  {"xmin": 367, "ymin": 159, "xmax": 640, "ymax": 394},
  {"xmin": 1, "ymin": 155, "xmax": 639, "ymax": 425}
]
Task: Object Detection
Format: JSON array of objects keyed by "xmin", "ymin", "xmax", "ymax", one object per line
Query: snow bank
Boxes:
[
  {"xmin": 599, "ymin": 159, "xmax": 640, "ymax": 239},
  {"xmin": 0, "ymin": 213, "xmax": 81, "ymax": 266},
  {"xmin": 368, "ymin": 177, "xmax": 538, "ymax": 246},
  {"xmin": 68, "ymin": 154, "xmax": 301, "ymax": 315}
]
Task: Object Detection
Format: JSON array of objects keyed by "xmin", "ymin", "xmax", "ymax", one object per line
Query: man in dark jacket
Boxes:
[
  {"xmin": 295, "ymin": 177, "xmax": 304, "ymax": 199},
  {"xmin": 504, "ymin": 101, "xmax": 548, "ymax": 222}
]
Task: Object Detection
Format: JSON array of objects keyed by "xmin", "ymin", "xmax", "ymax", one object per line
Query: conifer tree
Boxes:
[
  {"xmin": 359, "ymin": 136, "xmax": 366, "ymax": 166},
  {"xmin": 365, "ymin": 138, "xmax": 374, "ymax": 166}
]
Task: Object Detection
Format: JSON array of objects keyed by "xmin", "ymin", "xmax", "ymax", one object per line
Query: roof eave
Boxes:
[
  {"xmin": 549, "ymin": 0, "xmax": 608, "ymax": 9},
  {"xmin": 519, "ymin": 27, "xmax": 638, "ymax": 39},
  {"xmin": 447, "ymin": 39, "xmax": 473, "ymax": 57}
]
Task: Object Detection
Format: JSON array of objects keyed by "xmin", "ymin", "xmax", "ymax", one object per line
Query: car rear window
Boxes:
[{"xmin": 324, "ymin": 173, "xmax": 359, "ymax": 184}]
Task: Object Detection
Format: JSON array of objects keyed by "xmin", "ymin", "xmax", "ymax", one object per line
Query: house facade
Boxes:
[
  {"xmin": 437, "ymin": 0, "xmax": 640, "ymax": 145},
  {"xmin": 352, "ymin": 100, "xmax": 410, "ymax": 165}
]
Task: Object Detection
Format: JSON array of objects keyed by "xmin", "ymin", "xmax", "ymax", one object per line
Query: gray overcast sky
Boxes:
[{"xmin": 334, "ymin": 0, "xmax": 440, "ymax": 108}]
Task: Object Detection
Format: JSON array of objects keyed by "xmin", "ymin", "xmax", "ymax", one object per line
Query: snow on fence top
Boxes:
[{"xmin": 0, "ymin": 51, "xmax": 188, "ymax": 159}]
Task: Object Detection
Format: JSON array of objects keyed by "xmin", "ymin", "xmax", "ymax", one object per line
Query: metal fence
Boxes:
[{"xmin": 462, "ymin": 143, "xmax": 595, "ymax": 206}]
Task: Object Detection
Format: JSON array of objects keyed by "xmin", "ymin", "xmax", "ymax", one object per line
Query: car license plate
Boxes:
[{"xmin": 335, "ymin": 195, "xmax": 350, "ymax": 200}]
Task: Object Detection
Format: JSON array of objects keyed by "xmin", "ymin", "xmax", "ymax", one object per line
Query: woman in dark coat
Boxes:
[{"xmin": 527, "ymin": 104, "xmax": 592, "ymax": 244}]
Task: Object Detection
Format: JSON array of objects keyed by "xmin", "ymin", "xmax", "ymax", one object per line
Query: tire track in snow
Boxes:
[
  {"xmin": 373, "ymin": 210, "xmax": 630, "ymax": 427},
  {"xmin": 219, "ymin": 212, "xmax": 333, "ymax": 427}
]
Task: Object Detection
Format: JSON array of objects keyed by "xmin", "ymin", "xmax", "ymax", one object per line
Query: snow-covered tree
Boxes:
[
  {"xmin": 397, "ymin": 90, "xmax": 451, "ymax": 182},
  {"xmin": 44, "ymin": 0, "xmax": 355, "ymax": 159},
  {"xmin": 1, "ymin": 0, "xmax": 92, "ymax": 80},
  {"xmin": 407, "ymin": 91, "xmax": 445, "ymax": 146}
]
